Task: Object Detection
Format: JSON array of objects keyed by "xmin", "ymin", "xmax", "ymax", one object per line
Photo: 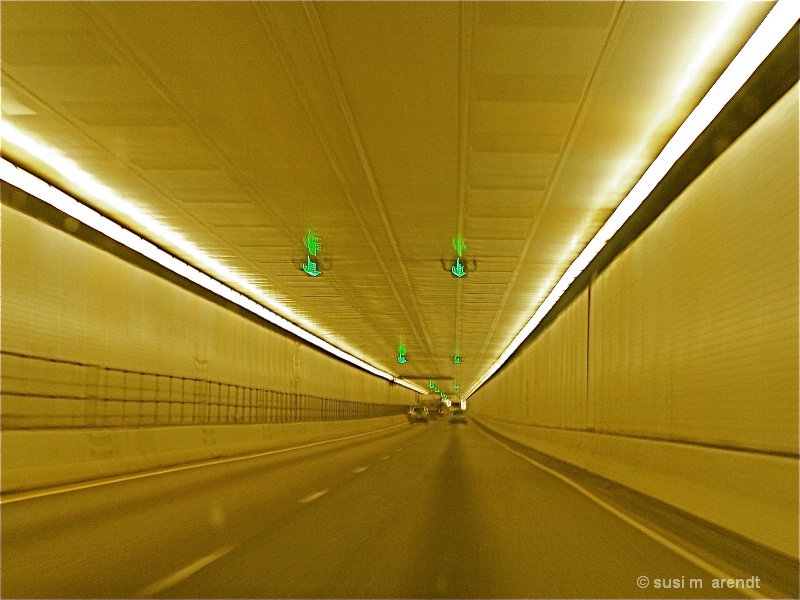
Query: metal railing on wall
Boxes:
[{"xmin": 0, "ymin": 351, "xmax": 407, "ymax": 429}]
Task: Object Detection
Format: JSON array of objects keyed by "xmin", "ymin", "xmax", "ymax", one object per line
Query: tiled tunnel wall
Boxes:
[{"xmin": 469, "ymin": 86, "xmax": 799, "ymax": 558}]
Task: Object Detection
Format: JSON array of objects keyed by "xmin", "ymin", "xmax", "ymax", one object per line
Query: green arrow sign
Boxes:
[
  {"xmin": 451, "ymin": 257, "xmax": 466, "ymax": 278},
  {"xmin": 397, "ymin": 343, "xmax": 407, "ymax": 364},
  {"xmin": 302, "ymin": 256, "xmax": 321, "ymax": 277}
]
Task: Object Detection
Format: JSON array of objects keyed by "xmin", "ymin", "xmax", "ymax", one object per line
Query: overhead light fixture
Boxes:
[
  {"xmin": 0, "ymin": 156, "xmax": 427, "ymax": 395},
  {"xmin": 464, "ymin": 0, "xmax": 799, "ymax": 400}
]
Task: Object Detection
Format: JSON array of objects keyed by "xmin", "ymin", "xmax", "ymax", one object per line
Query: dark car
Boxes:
[
  {"xmin": 407, "ymin": 406, "xmax": 429, "ymax": 424},
  {"xmin": 449, "ymin": 408, "xmax": 467, "ymax": 425}
]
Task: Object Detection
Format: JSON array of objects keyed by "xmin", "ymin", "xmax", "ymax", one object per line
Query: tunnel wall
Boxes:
[
  {"xmin": 1, "ymin": 201, "xmax": 414, "ymax": 405},
  {"xmin": 1, "ymin": 198, "xmax": 418, "ymax": 492},
  {"xmin": 470, "ymin": 85, "xmax": 799, "ymax": 558}
]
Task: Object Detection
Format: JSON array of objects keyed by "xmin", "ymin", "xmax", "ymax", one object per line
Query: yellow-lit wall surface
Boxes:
[
  {"xmin": 470, "ymin": 85, "xmax": 799, "ymax": 559},
  {"xmin": 1, "ymin": 206, "xmax": 414, "ymax": 404},
  {"xmin": 1, "ymin": 198, "xmax": 417, "ymax": 491}
]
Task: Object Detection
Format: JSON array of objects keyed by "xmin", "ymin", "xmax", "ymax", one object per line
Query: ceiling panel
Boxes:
[
  {"xmin": 1, "ymin": 1, "xmax": 777, "ymax": 398},
  {"xmin": 476, "ymin": 2, "xmax": 617, "ymax": 29}
]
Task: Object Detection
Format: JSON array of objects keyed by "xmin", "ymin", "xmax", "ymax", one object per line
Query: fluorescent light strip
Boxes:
[
  {"xmin": 0, "ymin": 122, "xmax": 305, "ymax": 323},
  {"xmin": 0, "ymin": 159, "xmax": 426, "ymax": 395},
  {"xmin": 465, "ymin": 0, "xmax": 799, "ymax": 400}
]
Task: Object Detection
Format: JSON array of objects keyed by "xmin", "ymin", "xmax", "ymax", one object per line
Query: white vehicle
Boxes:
[{"xmin": 449, "ymin": 408, "xmax": 467, "ymax": 425}]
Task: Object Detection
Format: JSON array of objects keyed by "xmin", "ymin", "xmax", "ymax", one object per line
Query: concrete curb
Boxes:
[
  {"xmin": 1, "ymin": 415, "xmax": 407, "ymax": 494},
  {"xmin": 473, "ymin": 415, "xmax": 798, "ymax": 560}
]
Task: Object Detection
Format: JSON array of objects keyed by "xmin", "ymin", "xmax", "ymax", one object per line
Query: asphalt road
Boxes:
[{"xmin": 1, "ymin": 419, "xmax": 793, "ymax": 598}]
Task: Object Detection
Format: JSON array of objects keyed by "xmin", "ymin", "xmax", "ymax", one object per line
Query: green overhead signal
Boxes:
[
  {"xmin": 302, "ymin": 256, "xmax": 321, "ymax": 277},
  {"xmin": 302, "ymin": 229, "xmax": 323, "ymax": 276},
  {"xmin": 453, "ymin": 355, "xmax": 462, "ymax": 364},
  {"xmin": 452, "ymin": 235, "xmax": 467, "ymax": 257},
  {"xmin": 303, "ymin": 229, "xmax": 322, "ymax": 256},
  {"xmin": 451, "ymin": 257, "xmax": 466, "ymax": 278},
  {"xmin": 397, "ymin": 343, "xmax": 407, "ymax": 364}
]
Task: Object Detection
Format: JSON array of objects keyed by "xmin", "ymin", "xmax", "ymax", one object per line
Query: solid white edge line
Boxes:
[
  {"xmin": 138, "ymin": 544, "xmax": 236, "ymax": 597},
  {"xmin": 476, "ymin": 425, "xmax": 769, "ymax": 600},
  {"xmin": 0, "ymin": 422, "xmax": 407, "ymax": 505}
]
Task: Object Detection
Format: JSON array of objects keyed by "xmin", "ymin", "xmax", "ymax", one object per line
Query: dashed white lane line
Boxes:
[
  {"xmin": 1, "ymin": 422, "xmax": 408, "ymax": 505},
  {"xmin": 298, "ymin": 489, "xmax": 330, "ymax": 504},
  {"xmin": 139, "ymin": 544, "xmax": 236, "ymax": 597},
  {"xmin": 352, "ymin": 466, "xmax": 369, "ymax": 474}
]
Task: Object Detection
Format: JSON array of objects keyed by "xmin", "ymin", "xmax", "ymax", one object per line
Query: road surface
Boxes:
[{"xmin": 2, "ymin": 418, "xmax": 795, "ymax": 598}]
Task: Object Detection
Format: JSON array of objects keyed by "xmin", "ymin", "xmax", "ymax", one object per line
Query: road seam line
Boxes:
[
  {"xmin": 298, "ymin": 489, "xmax": 330, "ymax": 504},
  {"xmin": 138, "ymin": 544, "xmax": 236, "ymax": 597},
  {"xmin": 477, "ymin": 427, "xmax": 768, "ymax": 600}
]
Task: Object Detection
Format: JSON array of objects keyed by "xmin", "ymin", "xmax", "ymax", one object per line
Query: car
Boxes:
[
  {"xmin": 449, "ymin": 408, "xmax": 467, "ymax": 425},
  {"xmin": 407, "ymin": 405, "xmax": 429, "ymax": 424}
]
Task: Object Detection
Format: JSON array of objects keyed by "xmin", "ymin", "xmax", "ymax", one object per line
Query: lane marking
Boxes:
[
  {"xmin": 298, "ymin": 489, "xmax": 329, "ymax": 504},
  {"xmin": 138, "ymin": 544, "xmax": 235, "ymax": 597},
  {"xmin": 477, "ymin": 426, "xmax": 768, "ymax": 600},
  {"xmin": 352, "ymin": 466, "xmax": 369, "ymax": 474},
  {"xmin": 1, "ymin": 422, "xmax": 409, "ymax": 505},
  {"xmin": 380, "ymin": 455, "xmax": 391, "ymax": 461}
]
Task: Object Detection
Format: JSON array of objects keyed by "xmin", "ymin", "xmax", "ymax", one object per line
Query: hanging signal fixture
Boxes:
[
  {"xmin": 302, "ymin": 229, "xmax": 322, "ymax": 277},
  {"xmin": 450, "ymin": 234, "xmax": 468, "ymax": 278}
]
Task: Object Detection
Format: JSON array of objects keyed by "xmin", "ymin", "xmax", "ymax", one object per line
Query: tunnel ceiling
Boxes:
[{"xmin": 0, "ymin": 1, "xmax": 776, "ymax": 397}]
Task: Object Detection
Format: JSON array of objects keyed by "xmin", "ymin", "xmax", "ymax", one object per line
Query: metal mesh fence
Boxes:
[{"xmin": 0, "ymin": 351, "xmax": 406, "ymax": 429}]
